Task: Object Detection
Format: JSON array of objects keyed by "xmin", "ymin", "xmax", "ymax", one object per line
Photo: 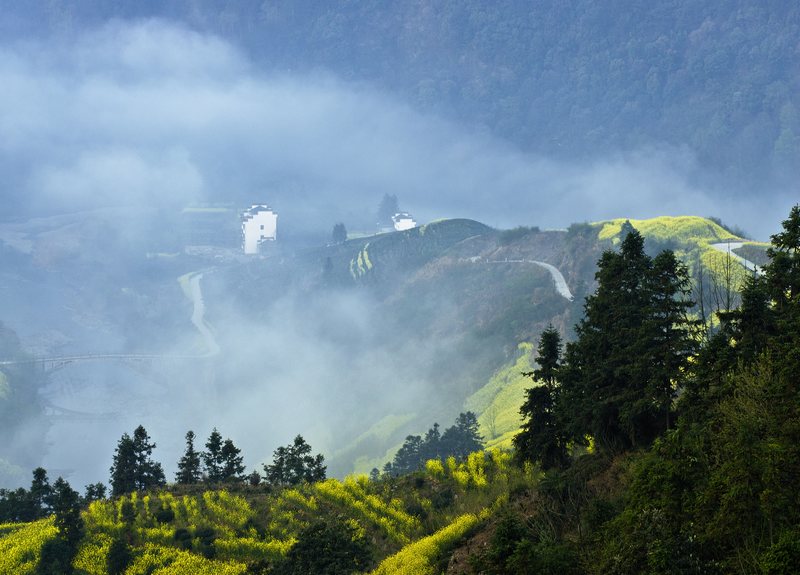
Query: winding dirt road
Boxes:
[
  {"xmin": 485, "ymin": 258, "xmax": 574, "ymax": 300},
  {"xmin": 709, "ymin": 242, "xmax": 761, "ymax": 275}
]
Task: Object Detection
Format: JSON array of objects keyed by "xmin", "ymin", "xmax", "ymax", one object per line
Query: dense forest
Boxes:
[
  {"xmin": 2, "ymin": 1, "xmax": 797, "ymax": 185},
  {"xmin": 1, "ymin": 205, "xmax": 798, "ymax": 573}
]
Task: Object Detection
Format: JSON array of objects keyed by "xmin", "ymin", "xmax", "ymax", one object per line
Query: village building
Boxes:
[
  {"xmin": 392, "ymin": 212, "xmax": 417, "ymax": 231},
  {"xmin": 241, "ymin": 205, "xmax": 278, "ymax": 254}
]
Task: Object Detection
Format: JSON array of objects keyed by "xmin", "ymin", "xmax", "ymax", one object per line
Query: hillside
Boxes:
[
  {"xmin": 1, "ymin": 206, "xmax": 795, "ymax": 574},
  {"xmin": 0, "ymin": 213, "xmax": 764, "ymax": 488},
  {"xmin": 209, "ymin": 215, "xmax": 762, "ymax": 476}
]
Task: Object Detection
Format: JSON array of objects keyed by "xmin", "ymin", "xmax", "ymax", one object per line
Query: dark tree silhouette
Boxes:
[
  {"xmin": 175, "ymin": 430, "xmax": 202, "ymax": 484},
  {"xmin": 202, "ymin": 429, "xmax": 245, "ymax": 483},
  {"xmin": 202, "ymin": 428, "xmax": 224, "ymax": 482},
  {"xmin": 331, "ymin": 222, "xmax": 347, "ymax": 244},
  {"xmin": 263, "ymin": 435, "xmax": 326, "ymax": 486},
  {"xmin": 109, "ymin": 426, "xmax": 165, "ymax": 496}
]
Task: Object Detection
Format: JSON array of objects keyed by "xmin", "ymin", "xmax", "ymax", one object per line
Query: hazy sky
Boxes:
[{"xmin": 1, "ymin": 19, "xmax": 794, "ymax": 239}]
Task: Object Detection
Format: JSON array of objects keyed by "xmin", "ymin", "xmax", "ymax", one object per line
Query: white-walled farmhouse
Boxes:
[{"xmin": 241, "ymin": 205, "xmax": 277, "ymax": 254}]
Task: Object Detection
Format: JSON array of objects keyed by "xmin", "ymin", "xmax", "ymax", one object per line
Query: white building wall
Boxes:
[
  {"xmin": 392, "ymin": 213, "xmax": 417, "ymax": 231},
  {"xmin": 242, "ymin": 206, "xmax": 277, "ymax": 254}
]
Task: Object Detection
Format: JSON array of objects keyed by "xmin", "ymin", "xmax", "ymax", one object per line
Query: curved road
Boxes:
[
  {"xmin": 709, "ymin": 242, "xmax": 761, "ymax": 275},
  {"xmin": 484, "ymin": 258, "xmax": 574, "ymax": 300},
  {"xmin": 0, "ymin": 270, "xmax": 219, "ymax": 367},
  {"xmin": 185, "ymin": 272, "xmax": 221, "ymax": 356}
]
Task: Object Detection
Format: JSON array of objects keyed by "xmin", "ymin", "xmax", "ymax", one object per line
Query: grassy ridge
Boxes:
[
  {"xmin": 0, "ymin": 449, "xmax": 528, "ymax": 574},
  {"xmin": 465, "ymin": 343, "xmax": 535, "ymax": 451}
]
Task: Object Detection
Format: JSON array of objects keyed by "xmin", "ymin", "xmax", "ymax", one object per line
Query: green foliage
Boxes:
[
  {"xmin": 371, "ymin": 513, "xmax": 480, "ymax": 575},
  {"xmin": 105, "ymin": 536, "xmax": 131, "ymax": 575},
  {"xmin": 263, "ymin": 435, "xmax": 326, "ymax": 486},
  {"xmin": 110, "ymin": 426, "xmax": 166, "ymax": 497},
  {"xmin": 561, "ymin": 228, "xmax": 698, "ymax": 451},
  {"xmin": 385, "ymin": 413, "xmax": 483, "ymax": 475},
  {"xmin": 0, "ymin": 518, "xmax": 57, "ymax": 575},
  {"xmin": 499, "ymin": 226, "xmax": 540, "ymax": 245},
  {"xmin": 272, "ymin": 518, "xmax": 372, "ymax": 575},
  {"xmin": 175, "ymin": 431, "xmax": 202, "ymax": 485},
  {"xmin": 515, "ymin": 325, "xmax": 569, "ymax": 469}
]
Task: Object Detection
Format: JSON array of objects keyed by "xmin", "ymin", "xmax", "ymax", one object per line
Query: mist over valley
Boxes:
[{"xmin": 0, "ymin": 5, "xmax": 798, "ymax": 573}]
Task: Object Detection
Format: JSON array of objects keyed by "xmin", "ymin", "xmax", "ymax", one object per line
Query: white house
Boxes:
[
  {"xmin": 241, "ymin": 205, "xmax": 277, "ymax": 254},
  {"xmin": 392, "ymin": 212, "xmax": 417, "ymax": 231}
]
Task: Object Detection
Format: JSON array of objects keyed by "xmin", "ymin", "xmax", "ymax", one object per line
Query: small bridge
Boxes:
[{"xmin": 0, "ymin": 352, "xmax": 213, "ymax": 375}]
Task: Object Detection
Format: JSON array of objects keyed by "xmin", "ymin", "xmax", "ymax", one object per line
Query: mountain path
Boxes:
[
  {"xmin": 709, "ymin": 241, "xmax": 761, "ymax": 275},
  {"xmin": 475, "ymin": 258, "xmax": 573, "ymax": 300}
]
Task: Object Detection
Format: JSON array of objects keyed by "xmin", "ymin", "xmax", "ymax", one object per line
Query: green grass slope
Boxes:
[{"xmin": 0, "ymin": 451, "xmax": 528, "ymax": 574}]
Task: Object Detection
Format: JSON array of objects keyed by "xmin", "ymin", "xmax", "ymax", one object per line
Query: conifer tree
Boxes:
[
  {"xmin": 110, "ymin": 426, "xmax": 165, "ymax": 496},
  {"xmin": 202, "ymin": 428, "xmax": 225, "ymax": 482},
  {"xmin": 515, "ymin": 326, "xmax": 569, "ymax": 469},
  {"xmin": 560, "ymin": 227, "xmax": 697, "ymax": 450},
  {"xmin": 28, "ymin": 467, "xmax": 52, "ymax": 520},
  {"xmin": 221, "ymin": 439, "xmax": 246, "ymax": 482},
  {"xmin": 175, "ymin": 430, "xmax": 202, "ymax": 484},
  {"xmin": 264, "ymin": 435, "xmax": 326, "ymax": 486},
  {"xmin": 132, "ymin": 425, "xmax": 165, "ymax": 491}
]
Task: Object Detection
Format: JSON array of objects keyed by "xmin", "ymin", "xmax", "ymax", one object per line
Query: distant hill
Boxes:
[
  {"xmin": 215, "ymin": 215, "xmax": 765, "ymax": 474},
  {"xmin": 4, "ymin": 1, "xmax": 797, "ymax": 186}
]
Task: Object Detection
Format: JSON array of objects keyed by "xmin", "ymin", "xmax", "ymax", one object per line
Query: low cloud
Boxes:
[{"xmin": 0, "ymin": 19, "xmax": 790, "ymax": 238}]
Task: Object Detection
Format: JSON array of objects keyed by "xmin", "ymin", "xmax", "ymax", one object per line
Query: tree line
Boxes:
[
  {"xmin": 380, "ymin": 411, "xmax": 484, "ymax": 477},
  {"xmin": 109, "ymin": 427, "xmax": 328, "ymax": 497}
]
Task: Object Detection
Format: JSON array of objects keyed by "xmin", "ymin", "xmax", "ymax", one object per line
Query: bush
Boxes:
[{"xmin": 106, "ymin": 537, "xmax": 132, "ymax": 575}]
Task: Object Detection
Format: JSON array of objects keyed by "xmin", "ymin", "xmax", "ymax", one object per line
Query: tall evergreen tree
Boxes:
[
  {"xmin": 110, "ymin": 426, "xmax": 165, "ymax": 496},
  {"xmin": 560, "ymin": 227, "xmax": 697, "ymax": 450},
  {"xmin": 109, "ymin": 433, "xmax": 137, "ymax": 497},
  {"xmin": 175, "ymin": 430, "xmax": 202, "ymax": 484},
  {"xmin": 131, "ymin": 425, "xmax": 165, "ymax": 491},
  {"xmin": 202, "ymin": 428, "xmax": 225, "ymax": 482},
  {"xmin": 515, "ymin": 326, "xmax": 569, "ymax": 469},
  {"xmin": 49, "ymin": 477, "xmax": 83, "ymax": 548},
  {"xmin": 441, "ymin": 412, "xmax": 484, "ymax": 459},
  {"xmin": 28, "ymin": 467, "xmax": 52, "ymax": 520},
  {"xmin": 642, "ymin": 250, "xmax": 699, "ymax": 430},
  {"xmin": 220, "ymin": 439, "xmax": 246, "ymax": 482},
  {"xmin": 531, "ymin": 324, "xmax": 562, "ymax": 386},
  {"xmin": 264, "ymin": 435, "xmax": 326, "ymax": 486}
]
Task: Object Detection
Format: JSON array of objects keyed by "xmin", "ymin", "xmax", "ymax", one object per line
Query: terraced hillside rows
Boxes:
[{"xmin": 0, "ymin": 450, "xmax": 523, "ymax": 574}]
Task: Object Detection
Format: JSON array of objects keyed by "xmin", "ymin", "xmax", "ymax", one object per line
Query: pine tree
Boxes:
[
  {"xmin": 331, "ymin": 222, "xmax": 347, "ymax": 244},
  {"xmin": 644, "ymin": 250, "xmax": 699, "ymax": 431},
  {"xmin": 83, "ymin": 483, "xmax": 106, "ymax": 503},
  {"xmin": 531, "ymin": 324, "xmax": 562, "ymax": 386},
  {"xmin": 441, "ymin": 412, "xmax": 484, "ymax": 459},
  {"xmin": 49, "ymin": 477, "xmax": 83, "ymax": 548},
  {"xmin": 132, "ymin": 425, "xmax": 165, "ymax": 491},
  {"xmin": 175, "ymin": 430, "xmax": 202, "ymax": 484},
  {"xmin": 560, "ymin": 227, "xmax": 698, "ymax": 450},
  {"xmin": 28, "ymin": 467, "xmax": 51, "ymax": 520},
  {"xmin": 221, "ymin": 439, "xmax": 246, "ymax": 482},
  {"xmin": 109, "ymin": 433, "xmax": 137, "ymax": 497},
  {"xmin": 110, "ymin": 426, "xmax": 165, "ymax": 496},
  {"xmin": 203, "ymin": 428, "xmax": 225, "ymax": 483},
  {"xmin": 515, "ymin": 327, "xmax": 569, "ymax": 468},
  {"xmin": 264, "ymin": 435, "xmax": 326, "ymax": 486}
]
